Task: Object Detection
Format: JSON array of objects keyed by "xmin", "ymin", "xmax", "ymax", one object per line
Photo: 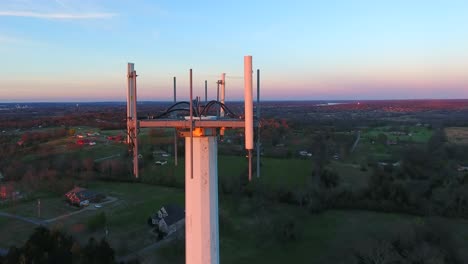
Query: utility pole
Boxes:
[{"xmin": 37, "ymin": 199, "xmax": 41, "ymax": 218}]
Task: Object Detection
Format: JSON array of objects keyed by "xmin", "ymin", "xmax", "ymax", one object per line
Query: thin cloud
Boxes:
[
  {"xmin": 0, "ymin": 35, "xmax": 19, "ymax": 44},
  {"xmin": 0, "ymin": 11, "xmax": 117, "ymax": 19}
]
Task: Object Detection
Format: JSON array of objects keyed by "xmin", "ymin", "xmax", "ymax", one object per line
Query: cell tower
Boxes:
[{"xmin": 126, "ymin": 56, "xmax": 261, "ymax": 264}]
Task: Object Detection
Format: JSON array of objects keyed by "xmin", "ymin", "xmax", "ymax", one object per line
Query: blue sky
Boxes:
[{"xmin": 1, "ymin": 0, "xmax": 468, "ymax": 101}]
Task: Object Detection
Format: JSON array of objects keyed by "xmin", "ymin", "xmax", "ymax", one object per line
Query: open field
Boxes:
[
  {"xmin": 0, "ymin": 182, "xmax": 184, "ymax": 255},
  {"xmin": 362, "ymin": 126, "xmax": 432, "ymax": 143},
  {"xmin": 1, "ymin": 181, "xmax": 468, "ymax": 262},
  {"xmin": 151, "ymin": 197, "xmax": 468, "ymax": 263},
  {"xmin": 0, "ymin": 218, "xmax": 37, "ymax": 249},
  {"xmin": 142, "ymin": 155, "xmax": 370, "ymax": 192},
  {"xmin": 3, "ymin": 196, "xmax": 78, "ymax": 219},
  {"xmin": 445, "ymin": 127, "xmax": 468, "ymax": 144}
]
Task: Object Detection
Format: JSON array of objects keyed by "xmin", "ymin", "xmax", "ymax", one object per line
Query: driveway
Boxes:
[
  {"xmin": 117, "ymin": 230, "xmax": 180, "ymax": 263},
  {"xmin": 44, "ymin": 196, "xmax": 118, "ymax": 223},
  {"xmin": 0, "ymin": 196, "xmax": 118, "ymax": 225},
  {"xmin": 0, "ymin": 211, "xmax": 44, "ymax": 225}
]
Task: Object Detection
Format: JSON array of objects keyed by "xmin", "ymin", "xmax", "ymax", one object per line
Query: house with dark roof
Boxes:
[{"xmin": 148, "ymin": 204, "xmax": 185, "ymax": 236}]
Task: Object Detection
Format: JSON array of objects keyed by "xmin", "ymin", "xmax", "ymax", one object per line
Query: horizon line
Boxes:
[{"xmin": 2, "ymin": 98, "xmax": 468, "ymax": 104}]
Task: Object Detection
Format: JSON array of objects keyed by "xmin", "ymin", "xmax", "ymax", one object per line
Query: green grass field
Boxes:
[
  {"xmin": 362, "ymin": 126, "xmax": 432, "ymax": 143},
  {"xmin": 0, "ymin": 218, "xmax": 37, "ymax": 249},
  {"xmin": 3, "ymin": 197, "xmax": 78, "ymax": 219},
  {"xmin": 2, "ymin": 181, "xmax": 468, "ymax": 262}
]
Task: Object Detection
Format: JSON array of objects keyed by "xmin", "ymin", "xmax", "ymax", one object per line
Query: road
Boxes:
[
  {"xmin": 117, "ymin": 230, "xmax": 180, "ymax": 263},
  {"xmin": 350, "ymin": 130, "xmax": 361, "ymax": 153},
  {"xmin": 44, "ymin": 196, "xmax": 118, "ymax": 223},
  {"xmin": 0, "ymin": 211, "xmax": 44, "ymax": 225},
  {"xmin": 94, "ymin": 154, "xmax": 121, "ymax": 162}
]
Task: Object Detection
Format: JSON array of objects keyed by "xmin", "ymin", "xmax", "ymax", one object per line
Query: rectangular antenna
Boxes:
[
  {"xmin": 189, "ymin": 69, "xmax": 194, "ymax": 179},
  {"xmin": 244, "ymin": 56, "xmax": 254, "ymax": 150},
  {"xmin": 127, "ymin": 63, "xmax": 139, "ymax": 178},
  {"xmin": 244, "ymin": 56, "xmax": 253, "ymax": 181}
]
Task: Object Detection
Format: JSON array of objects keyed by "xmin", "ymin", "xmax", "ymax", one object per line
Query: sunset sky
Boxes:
[{"xmin": 1, "ymin": 0, "xmax": 468, "ymax": 102}]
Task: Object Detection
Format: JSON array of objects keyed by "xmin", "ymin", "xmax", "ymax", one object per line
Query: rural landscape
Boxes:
[
  {"xmin": 1, "ymin": 100, "xmax": 468, "ymax": 263},
  {"xmin": 2, "ymin": 1, "xmax": 468, "ymax": 263}
]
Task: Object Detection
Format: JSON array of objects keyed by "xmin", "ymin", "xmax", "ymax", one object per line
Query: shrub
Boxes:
[{"xmin": 352, "ymin": 220, "xmax": 463, "ymax": 264}]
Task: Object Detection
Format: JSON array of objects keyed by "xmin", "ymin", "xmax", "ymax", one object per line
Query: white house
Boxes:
[{"xmin": 148, "ymin": 204, "xmax": 185, "ymax": 236}]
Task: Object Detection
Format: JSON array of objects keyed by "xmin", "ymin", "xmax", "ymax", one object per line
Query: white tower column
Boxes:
[{"xmin": 185, "ymin": 135, "xmax": 219, "ymax": 264}]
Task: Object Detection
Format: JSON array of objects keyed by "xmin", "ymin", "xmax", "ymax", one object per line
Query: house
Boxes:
[
  {"xmin": 0, "ymin": 182, "xmax": 15, "ymax": 200},
  {"xmin": 76, "ymin": 139, "xmax": 90, "ymax": 145},
  {"xmin": 457, "ymin": 165, "xmax": 468, "ymax": 172},
  {"xmin": 148, "ymin": 204, "xmax": 185, "ymax": 236},
  {"xmin": 378, "ymin": 161, "xmax": 401, "ymax": 168},
  {"xmin": 87, "ymin": 132, "xmax": 100, "ymax": 137},
  {"xmin": 65, "ymin": 187, "xmax": 105, "ymax": 207},
  {"xmin": 107, "ymin": 135, "xmax": 124, "ymax": 142},
  {"xmin": 299, "ymin": 150, "xmax": 312, "ymax": 157},
  {"xmin": 0, "ymin": 172, "xmax": 4, "ymax": 181},
  {"xmin": 152, "ymin": 149, "xmax": 168, "ymax": 158}
]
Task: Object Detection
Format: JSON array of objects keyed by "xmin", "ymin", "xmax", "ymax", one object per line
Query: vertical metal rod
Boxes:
[
  {"xmin": 132, "ymin": 70, "xmax": 139, "ymax": 178},
  {"xmin": 197, "ymin": 96, "xmax": 202, "ymax": 119},
  {"xmin": 216, "ymin": 81, "xmax": 220, "ymax": 117},
  {"xmin": 189, "ymin": 69, "xmax": 194, "ymax": 179},
  {"xmin": 174, "ymin": 77, "xmax": 178, "ymax": 166},
  {"xmin": 248, "ymin": 150, "xmax": 252, "ymax": 181},
  {"xmin": 220, "ymin": 73, "xmax": 226, "ymax": 117},
  {"xmin": 173, "ymin": 77, "xmax": 177, "ymax": 101},
  {"xmin": 205, "ymin": 80, "xmax": 208, "ymax": 103},
  {"xmin": 256, "ymin": 69, "xmax": 260, "ymax": 178}
]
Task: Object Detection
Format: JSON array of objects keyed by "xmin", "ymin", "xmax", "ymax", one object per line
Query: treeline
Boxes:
[
  {"xmin": 2, "ymin": 153, "xmax": 134, "ymax": 196},
  {"xmin": 0, "ymin": 111, "xmax": 124, "ymax": 130},
  {"xmin": 0, "ymin": 226, "xmax": 139, "ymax": 264}
]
